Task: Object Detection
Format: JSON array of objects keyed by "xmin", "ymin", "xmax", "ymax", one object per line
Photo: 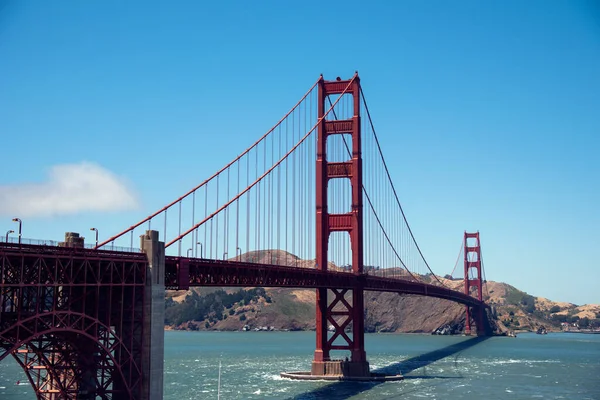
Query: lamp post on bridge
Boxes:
[
  {"xmin": 11, "ymin": 218, "xmax": 21, "ymax": 244},
  {"xmin": 237, "ymin": 247, "xmax": 242, "ymax": 262},
  {"xmin": 5, "ymin": 230, "xmax": 14, "ymax": 243},
  {"xmin": 196, "ymin": 242, "xmax": 203, "ymax": 258},
  {"xmin": 223, "ymin": 252, "xmax": 228, "ymax": 260},
  {"xmin": 187, "ymin": 248, "xmax": 193, "ymax": 258},
  {"xmin": 90, "ymin": 227, "xmax": 99, "ymax": 248}
]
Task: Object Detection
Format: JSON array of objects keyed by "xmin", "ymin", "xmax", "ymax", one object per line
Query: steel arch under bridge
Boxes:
[{"xmin": 0, "ymin": 242, "xmax": 148, "ymax": 399}]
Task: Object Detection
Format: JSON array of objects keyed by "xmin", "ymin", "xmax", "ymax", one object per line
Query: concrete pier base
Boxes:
[
  {"xmin": 311, "ymin": 360, "xmax": 370, "ymax": 377},
  {"xmin": 281, "ymin": 360, "xmax": 403, "ymax": 382},
  {"xmin": 140, "ymin": 230, "xmax": 165, "ymax": 400}
]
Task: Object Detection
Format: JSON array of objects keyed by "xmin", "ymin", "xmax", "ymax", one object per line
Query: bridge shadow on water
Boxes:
[{"xmin": 287, "ymin": 336, "xmax": 490, "ymax": 400}]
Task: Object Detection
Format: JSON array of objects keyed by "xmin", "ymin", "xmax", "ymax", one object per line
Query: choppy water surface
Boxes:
[{"xmin": 1, "ymin": 331, "xmax": 599, "ymax": 399}]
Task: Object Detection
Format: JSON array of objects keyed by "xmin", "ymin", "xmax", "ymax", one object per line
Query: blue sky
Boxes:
[{"xmin": 1, "ymin": 1, "xmax": 598, "ymax": 305}]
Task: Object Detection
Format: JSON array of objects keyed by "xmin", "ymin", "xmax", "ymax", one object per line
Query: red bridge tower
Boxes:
[
  {"xmin": 312, "ymin": 74, "xmax": 370, "ymax": 377},
  {"xmin": 463, "ymin": 231, "xmax": 484, "ymax": 335}
]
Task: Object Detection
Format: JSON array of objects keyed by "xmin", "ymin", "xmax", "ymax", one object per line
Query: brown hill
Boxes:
[{"xmin": 165, "ymin": 252, "xmax": 599, "ymax": 334}]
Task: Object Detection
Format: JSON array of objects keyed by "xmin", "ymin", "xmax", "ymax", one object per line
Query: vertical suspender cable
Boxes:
[
  {"xmin": 292, "ymin": 109, "xmax": 296, "ymax": 261},
  {"xmin": 178, "ymin": 200, "xmax": 182, "ymax": 256},
  {"xmin": 215, "ymin": 175, "xmax": 219, "ymax": 259},
  {"xmin": 236, "ymin": 161, "xmax": 240, "ymax": 260},
  {"xmin": 285, "ymin": 116, "xmax": 289, "ymax": 256},
  {"xmin": 163, "ymin": 210, "xmax": 167, "ymax": 253},
  {"xmin": 246, "ymin": 154, "xmax": 250, "ymax": 261},
  {"xmin": 204, "ymin": 184, "xmax": 208, "ymax": 258},
  {"xmin": 192, "ymin": 191, "xmax": 195, "ymax": 256},
  {"xmin": 277, "ymin": 124, "xmax": 281, "ymax": 258}
]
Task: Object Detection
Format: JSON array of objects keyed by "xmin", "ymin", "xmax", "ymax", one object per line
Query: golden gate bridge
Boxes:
[{"xmin": 0, "ymin": 73, "xmax": 493, "ymax": 399}]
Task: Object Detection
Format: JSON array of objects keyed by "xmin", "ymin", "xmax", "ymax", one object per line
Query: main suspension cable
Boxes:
[
  {"xmin": 359, "ymin": 88, "xmax": 446, "ymax": 287},
  {"xmin": 326, "ymin": 96, "xmax": 419, "ymax": 281}
]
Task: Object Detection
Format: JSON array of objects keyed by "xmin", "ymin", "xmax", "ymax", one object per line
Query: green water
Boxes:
[{"xmin": 1, "ymin": 331, "xmax": 599, "ymax": 399}]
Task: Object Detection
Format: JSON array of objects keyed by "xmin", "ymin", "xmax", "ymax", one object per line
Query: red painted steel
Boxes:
[
  {"xmin": 0, "ymin": 238, "xmax": 489, "ymax": 397},
  {"xmin": 463, "ymin": 231, "xmax": 484, "ymax": 335},
  {"xmin": 0, "ymin": 242, "xmax": 146, "ymax": 399},
  {"xmin": 164, "ymin": 257, "xmax": 486, "ymax": 307},
  {"xmin": 314, "ymin": 73, "xmax": 367, "ymax": 365},
  {"xmin": 327, "ymin": 162, "xmax": 353, "ymax": 178}
]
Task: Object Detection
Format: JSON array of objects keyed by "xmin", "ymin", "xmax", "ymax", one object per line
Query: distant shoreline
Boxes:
[
  {"xmin": 163, "ymin": 328, "xmax": 508, "ymax": 336},
  {"xmin": 164, "ymin": 327, "xmax": 600, "ymax": 336}
]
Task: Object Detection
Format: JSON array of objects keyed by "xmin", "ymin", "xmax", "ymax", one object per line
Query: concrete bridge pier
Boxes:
[{"xmin": 140, "ymin": 230, "xmax": 165, "ymax": 400}]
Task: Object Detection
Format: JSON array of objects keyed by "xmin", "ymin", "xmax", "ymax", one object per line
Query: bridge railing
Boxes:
[
  {"xmin": 0, "ymin": 237, "xmax": 141, "ymax": 253},
  {"xmin": 87, "ymin": 243, "xmax": 141, "ymax": 253},
  {"xmin": 1, "ymin": 237, "xmax": 60, "ymax": 246}
]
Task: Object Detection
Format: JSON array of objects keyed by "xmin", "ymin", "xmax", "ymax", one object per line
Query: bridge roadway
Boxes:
[
  {"xmin": 0, "ymin": 242, "xmax": 484, "ymax": 309},
  {"xmin": 166, "ymin": 256, "xmax": 486, "ymax": 308}
]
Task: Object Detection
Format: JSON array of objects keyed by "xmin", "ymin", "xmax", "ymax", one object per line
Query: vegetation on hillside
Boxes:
[
  {"xmin": 548, "ymin": 313, "xmax": 600, "ymax": 328},
  {"xmin": 493, "ymin": 285, "xmax": 600, "ymax": 330},
  {"xmin": 165, "ymin": 288, "xmax": 271, "ymax": 328},
  {"xmin": 163, "ymin": 271, "xmax": 600, "ymax": 333}
]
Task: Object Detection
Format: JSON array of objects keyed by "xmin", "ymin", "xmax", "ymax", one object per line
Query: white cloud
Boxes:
[{"xmin": 0, "ymin": 162, "xmax": 139, "ymax": 217}]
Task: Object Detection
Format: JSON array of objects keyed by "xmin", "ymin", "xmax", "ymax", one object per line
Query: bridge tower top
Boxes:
[
  {"xmin": 463, "ymin": 231, "xmax": 483, "ymax": 301},
  {"xmin": 315, "ymin": 73, "xmax": 363, "ymax": 274}
]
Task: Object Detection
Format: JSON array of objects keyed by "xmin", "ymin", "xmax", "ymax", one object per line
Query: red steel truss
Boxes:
[
  {"xmin": 0, "ymin": 242, "xmax": 147, "ymax": 399},
  {"xmin": 165, "ymin": 257, "xmax": 485, "ymax": 307}
]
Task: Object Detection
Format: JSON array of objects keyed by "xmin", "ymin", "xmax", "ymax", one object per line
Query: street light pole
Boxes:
[
  {"xmin": 5, "ymin": 230, "xmax": 14, "ymax": 243},
  {"xmin": 90, "ymin": 228, "xmax": 99, "ymax": 248},
  {"xmin": 11, "ymin": 218, "xmax": 21, "ymax": 244},
  {"xmin": 237, "ymin": 247, "xmax": 242, "ymax": 262},
  {"xmin": 196, "ymin": 242, "xmax": 203, "ymax": 258},
  {"xmin": 187, "ymin": 248, "xmax": 193, "ymax": 257}
]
